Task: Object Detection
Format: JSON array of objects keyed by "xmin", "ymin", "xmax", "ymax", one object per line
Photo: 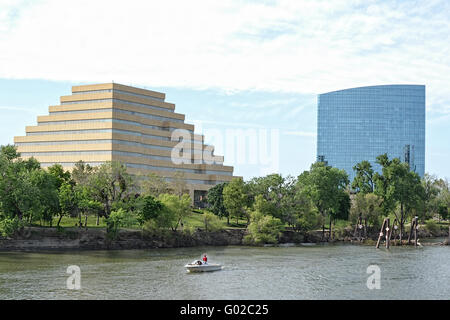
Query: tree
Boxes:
[
  {"xmin": 71, "ymin": 160, "xmax": 94, "ymax": 186},
  {"xmin": 58, "ymin": 181, "xmax": 78, "ymax": 227},
  {"xmin": 77, "ymin": 188, "xmax": 103, "ymax": 228},
  {"xmin": 136, "ymin": 194, "xmax": 164, "ymax": 225},
  {"xmin": 244, "ymin": 196, "xmax": 284, "ymax": 245},
  {"xmin": 140, "ymin": 172, "xmax": 169, "ymax": 197},
  {"xmin": 352, "ymin": 160, "xmax": 375, "ymax": 193},
  {"xmin": 0, "ymin": 145, "xmax": 41, "ymax": 222},
  {"xmin": 374, "ymin": 154, "xmax": 425, "ymax": 240},
  {"xmin": 247, "ymin": 174, "xmax": 306, "ymax": 226},
  {"xmin": 30, "ymin": 169, "xmax": 60, "ymax": 226},
  {"xmin": 223, "ymin": 177, "xmax": 248, "ymax": 225},
  {"xmin": 158, "ymin": 193, "xmax": 191, "ymax": 231},
  {"xmin": 202, "ymin": 211, "xmax": 223, "ymax": 232},
  {"xmin": 246, "ymin": 174, "xmax": 285, "ymax": 211},
  {"xmin": 106, "ymin": 208, "xmax": 127, "ymax": 238},
  {"xmin": 48, "ymin": 164, "xmax": 72, "ymax": 188},
  {"xmin": 170, "ymin": 171, "xmax": 187, "ymax": 197},
  {"xmin": 350, "ymin": 192, "xmax": 383, "ymax": 229},
  {"xmin": 87, "ymin": 161, "xmax": 135, "ymax": 218},
  {"xmin": 421, "ymin": 173, "xmax": 440, "ymax": 221},
  {"xmin": 297, "ymin": 162, "xmax": 349, "ymax": 240},
  {"xmin": 437, "ymin": 202, "xmax": 448, "ymax": 221},
  {"xmin": 206, "ymin": 182, "xmax": 229, "ymax": 224}
]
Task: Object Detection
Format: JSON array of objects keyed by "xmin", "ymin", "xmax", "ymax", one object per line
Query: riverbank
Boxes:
[{"xmin": 0, "ymin": 225, "xmax": 448, "ymax": 251}]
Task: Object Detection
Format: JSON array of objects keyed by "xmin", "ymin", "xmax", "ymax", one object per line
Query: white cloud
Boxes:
[{"xmin": 0, "ymin": 0, "xmax": 449, "ymax": 114}]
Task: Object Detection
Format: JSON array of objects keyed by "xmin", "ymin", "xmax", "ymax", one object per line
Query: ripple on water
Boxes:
[{"xmin": 0, "ymin": 245, "xmax": 449, "ymax": 299}]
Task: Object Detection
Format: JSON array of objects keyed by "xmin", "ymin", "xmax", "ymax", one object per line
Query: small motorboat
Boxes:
[{"xmin": 184, "ymin": 260, "xmax": 222, "ymax": 272}]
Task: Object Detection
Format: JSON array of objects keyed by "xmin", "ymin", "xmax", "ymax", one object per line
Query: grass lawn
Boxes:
[
  {"xmin": 30, "ymin": 210, "xmax": 249, "ymax": 230},
  {"xmin": 30, "ymin": 215, "xmax": 110, "ymax": 228},
  {"xmin": 185, "ymin": 210, "xmax": 248, "ymax": 229}
]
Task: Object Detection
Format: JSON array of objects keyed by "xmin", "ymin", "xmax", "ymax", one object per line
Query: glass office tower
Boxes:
[{"xmin": 317, "ymin": 85, "xmax": 425, "ymax": 183}]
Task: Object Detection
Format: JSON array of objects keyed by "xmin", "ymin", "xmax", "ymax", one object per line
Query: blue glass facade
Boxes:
[{"xmin": 317, "ymin": 85, "xmax": 425, "ymax": 183}]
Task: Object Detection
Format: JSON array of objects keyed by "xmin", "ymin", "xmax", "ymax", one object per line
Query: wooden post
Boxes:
[
  {"xmin": 448, "ymin": 224, "xmax": 450, "ymax": 243},
  {"xmin": 407, "ymin": 218, "xmax": 414, "ymax": 245},
  {"xmin": 393, "ymin": 219, "xmax": 400, "ymax": 246},
  {"xmin": 364, "ymin": 218, "xmax": 368, "ymax": 240},
  {"xmin": 353, "ymin": 214, "xmax": 360, "ymax": 240},
  {"xmin": 385, "ymin": 218, "xmax": 390, "ymax": 249},
  {"xmin": 353, "ymin": 221, "xmax": 358, "ymax": 239},
  {"xmin": 388, "ymin": 219, "xmax": 394, "ymax": 245},
  {"xmin": 376, "ymin": 218, "xmax": 387, "ymax": 249},
  {"xmin": 414, "ymin": 217, "xmax": 418, "ymax": 247},
  {"xmin": 407, "ymin": 217, "xmax": 418, "ymax": 246}
]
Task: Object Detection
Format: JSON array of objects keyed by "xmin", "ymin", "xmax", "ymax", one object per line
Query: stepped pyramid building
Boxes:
[{"xmin": 14, "ymin": 83, "xmax": 235, "ymax": 205}]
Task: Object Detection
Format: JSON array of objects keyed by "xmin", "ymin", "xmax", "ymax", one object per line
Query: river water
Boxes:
[{"xmin": 0, "ymin": 241, "xmax": 449, "ymax": 300}]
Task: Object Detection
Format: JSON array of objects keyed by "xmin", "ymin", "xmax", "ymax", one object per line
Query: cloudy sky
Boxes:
[{"xmin": 0, "ymin": 0, "xmax": 449, "ymax": 180}]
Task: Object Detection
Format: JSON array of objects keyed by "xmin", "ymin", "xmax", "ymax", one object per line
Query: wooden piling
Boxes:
[
  {"xmin": 363, "ymin": 218, "xmax": 368, "ymax": 239},
  {"xmin": 376, "ymin": 218, "xmax": 387, "ymax": 249},
  {"xmin": 414, "ymin": 218, "xmax": 418, "ymax": 247},
  {"xmin": 385, "ymin": 218, "xmax": 390, "ymax": 249}
]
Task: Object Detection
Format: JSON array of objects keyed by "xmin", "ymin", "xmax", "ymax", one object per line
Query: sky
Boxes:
[{"xmin": 0, "ymin": 0, "xmax": 449, "ymax": 180}]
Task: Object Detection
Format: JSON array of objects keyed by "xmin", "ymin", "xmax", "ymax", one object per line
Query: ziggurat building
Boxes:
[{"xmin": 14, "ymin": 83, "xmax": 235, "ymax": 204}]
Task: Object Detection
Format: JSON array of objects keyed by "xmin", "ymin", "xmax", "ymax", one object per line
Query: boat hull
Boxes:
[{"xmin": 185, "ymin": 264, "xmax": 222, "ymax": 272}]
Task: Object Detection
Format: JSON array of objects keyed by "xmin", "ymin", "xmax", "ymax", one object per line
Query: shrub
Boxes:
[
  {"xmin": 136, "ymin": 195, "xmax": 163, "ymax": 225},
  {"xmin": 202, "ymin": 211, "xmax": 224, "ymax": 232},
  {"xmin": 296, "ymin": 210, "xmax": 322, "ymax": 232},
  {"xmin": 106, "ymin": 208, "xmax": 130, "ymax": 238},
  {"xmin": 245, "ymin": 210, "xmax": 284, "ymax": 245},
  {"xmin": 143, "ymin": 219, "xmax": 166, "ymax": 238},
  {"xmin": 333, "ymin": 224, "xmax": 352, "ymax": 239},
  {"xmin": 424, "ymin": 219, "xmax": 440, "ymax": 235},
  {"xmin": 0, "ymin": 216, "xmax": 23, "ymax": 237}
]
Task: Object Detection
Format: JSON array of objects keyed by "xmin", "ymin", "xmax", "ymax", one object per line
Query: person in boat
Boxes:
[{"xmin": 202, "ymin": 254, "xmax": 208, "ymax": 265}]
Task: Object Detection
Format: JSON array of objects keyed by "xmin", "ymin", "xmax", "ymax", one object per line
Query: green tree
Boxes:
[
  {"xmin": 140, "ymin": 172, "xmax": 169, "ymax": 197},
  {"xmin": 350, "ymin": 192, "xmax": 383, "ymax": 229},
  {"xmin": 244, "ymin": 196, "xmax": 284, "ymax": 245},
  {"xmin": 30, "ymin": 169, "xmax": 60, "ymax": 226},
  {"xmin": 87, "ymin": 161, "xmax": 135, "ymax": 218},
  {"xmin": 202, "ymin": 211, "xmax": 223, "ymax": 232},
  {"xmin": 352, "ymin": 160, "xmax": 375, "ymax": 193},
  {"xmin": 297, "ymin": 162, "xmax": 349, "ymax": 240},
  {"xmin": 246, "ymin": 174, "xmax": 285, "ymax": 213},
  {"xmin": 106, "ymin": 208, "xmax": 126, "ymax": 238},
  {"xmin": 0, "ymin": 145, "xmax": 41, "ymax": 222},
  {"xmin": 71, "ymin": 160, "xmax": 94, "ymax": 186},
  {"xmin": 437, "ymin": 202, "xmax": 448, "ymax": 221},
  {"xmin": 421, "ymin": 173, "xmax": 440, "ymax": 221},
  {"xmin": 58, "ymin": 181, "xmax": 78, "ymax": 227},
  {"xmin": 169, "ymin": 171, "xmax": 188, "ymax": 197},
  {"xmin": 206, "ymin": 182, "xmax": 229, "ymax": 224},
  {"xmin": 136, "ymin": 194, "xmax": 164, "ymax": 225},
  {"xmin": 374, "ymin": 154, "xmax": 425, "ymax": 240},
  {"xmin": 48, "ymin": 164, "xmax": 72, "ymax": 188},
  {"xmin": 223, "ymin": 177, "xmax": 248, "ymax": 225},
  {"xmin": 158, "ymin": 193, "xmax": 191, "ymax": 231},
  {"xmin": 247, "ymin": 174, "xmax": 306, "ymax": 226}
]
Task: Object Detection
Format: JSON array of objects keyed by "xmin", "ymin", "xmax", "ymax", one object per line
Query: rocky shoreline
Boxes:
[{"xmin": 0, "ymin": 226, "xmax": 448, "ymax": 251}]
